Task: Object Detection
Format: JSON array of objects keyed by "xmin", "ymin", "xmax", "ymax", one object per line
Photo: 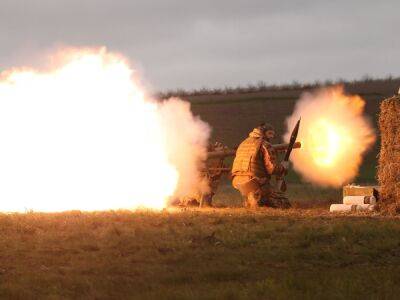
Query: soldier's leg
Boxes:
[
  {"xmin": 247, "ymin": 189, "xmax": 262, "ymax": 209},
  {"xmin": 181, "ymin": 190, "xmax": 202, "ymax": 207},
  {"xmin": 258, "ymin": 187, "xmax": 275, "ymax": 208},
  {"xmin": 259, "ymin": 185, "xmax": 291, "ymax": 208},
  {"xmin": 200, "ymin": 177, "xmax": 220, "ymax": 207},
  {"xmin": 199, "ymin": 192, "xmax": 213, "ymax": 207},
  {"xmin": 232, "ymin": 176, "xmax": 263, "ymax": 209},
  {"xmin": 273, "ymin": 191, "xmax": 291, "ymax": 208},
  {"xmin": 273, "ymin": 178, "xmax": 290, "ymax": 208}
]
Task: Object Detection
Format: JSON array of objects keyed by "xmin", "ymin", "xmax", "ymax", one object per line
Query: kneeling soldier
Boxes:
[{"xmin": 231, "ymin": 124, "xmax": 290, "ymax": 209}]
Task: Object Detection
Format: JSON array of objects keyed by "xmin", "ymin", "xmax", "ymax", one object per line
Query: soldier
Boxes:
[
  {"xmin": 180, "ymin": 141, "xmax": 228, "ymax": 207},
  {"xmin": 199, "ymin": 141, "xmax": 227, "ymax": 207},
  {"xmin": 231, "ymin": 124, "xmax": 291, "ymax": 209}
]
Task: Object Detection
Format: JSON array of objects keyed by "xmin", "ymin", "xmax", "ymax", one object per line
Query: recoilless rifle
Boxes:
[
  {"xmin": 207, "ymin": 141, "xmax": 301, "ymax": 160},
  {"xmin": 276, "ymin": 118, "xmax": 301, "ymax": 192},
  {"xmin": 206, "ymin": 140, "xmax": 301, "ymax": 175}
]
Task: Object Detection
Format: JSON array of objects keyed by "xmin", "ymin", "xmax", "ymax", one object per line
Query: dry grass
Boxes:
[
  {"xmin": 213, "ymin": 182, "xmax": 342, "ymax": 209},
  {"xmin": 1, "ymin": 207, "xmax": 400, "ymax": 299},
  {"xmin": 378, "ymin": 95, "xmax": 400, "ymax": 213}
]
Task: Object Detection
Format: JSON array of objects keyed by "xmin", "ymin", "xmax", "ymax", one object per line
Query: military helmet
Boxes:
[{"xmin": 258, "ymin": 123, "xmax": 275, "ymax": 133}]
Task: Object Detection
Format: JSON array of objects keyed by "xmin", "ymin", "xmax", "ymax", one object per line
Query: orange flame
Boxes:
[{"xmin": 285, "ymin": 86, "xmax": 376, "ymax": 187}]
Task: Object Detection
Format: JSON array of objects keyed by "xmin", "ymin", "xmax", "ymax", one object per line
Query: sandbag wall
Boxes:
[{"xmin": 378, "ymin": 95, "xmax": 400, "ymax": 213}]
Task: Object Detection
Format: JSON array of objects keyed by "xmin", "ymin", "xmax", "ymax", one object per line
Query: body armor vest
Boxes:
[{"xmin": 232, "ymin": 136, "xmax": 267, "ymax": 178}]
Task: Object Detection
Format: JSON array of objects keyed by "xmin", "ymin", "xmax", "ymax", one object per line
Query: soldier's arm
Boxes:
[{"xmin": 261, "ymin": 143, "xmax": 285, "ymax": 175}]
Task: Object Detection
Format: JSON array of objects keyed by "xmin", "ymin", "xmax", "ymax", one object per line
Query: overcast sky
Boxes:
[{"xmin": 0, "ymin": 0, "xmax": 399, "ymax": 91}]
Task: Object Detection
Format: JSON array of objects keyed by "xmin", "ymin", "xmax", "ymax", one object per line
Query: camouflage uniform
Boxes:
[
  {"xmin": 199, "ymin": 142, "xmax": 227, "ymax": 207},
  {"xmin": 180, "ymin": 142, "xmax": 227, "ymax": 207},
  {"xmin": 231, "ymin": 126, "xmax": 290, "ymax": 208}
]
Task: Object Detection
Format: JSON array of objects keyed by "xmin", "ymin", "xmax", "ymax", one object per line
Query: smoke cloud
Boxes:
[
  {"xmin": 0, "ymin": 47, "xmax": 210, "ymax": 212},
  {"xmin": 285, "ymin": 86, "xmax": 376, "ymax": 187},
  {"xmin": 158, "ymin": 97, "xmax": 211, "ymax": 198}
]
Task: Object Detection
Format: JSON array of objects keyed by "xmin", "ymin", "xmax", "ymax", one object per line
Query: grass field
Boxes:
[
  {"xmin": 1, "ymin": 80, "xmax": 397, "ymax": 299},
  {"xmin": 1, "ymin": 208, "xmax": 400, "ymax": 299},
  {"xmin": 0, "ymin": 183, "xmax": 391, "ymax": 300}
]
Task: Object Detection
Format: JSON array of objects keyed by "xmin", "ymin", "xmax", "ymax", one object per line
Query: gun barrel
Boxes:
[
  {"xmin": 273, "ymin": 141, "xmax": 301, "ymax": 152},
  {"xmin": 207, "ymin": 167, "xmax": 231, "ymax": 172},
  {"xmin": 207, "ymin": 149, "xmax": 236, "ymax": 159},
  {"xmin": 206, "ymin": 141, "xmax": 301, "ymax": 159}
]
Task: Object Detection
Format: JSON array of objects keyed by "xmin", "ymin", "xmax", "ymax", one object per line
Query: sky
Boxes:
[{"xmin": 0, "ymin": 0, "xmax": 399, "ymax": 91}]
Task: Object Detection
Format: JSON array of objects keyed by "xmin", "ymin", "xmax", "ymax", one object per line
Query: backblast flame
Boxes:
[
  {"xmin": 285, "ymin": 86, "xmax": 376, "ymax": 187},
  {"xmin": 0, "ymin": 47, "xmax": 210, "ymax": 212}
]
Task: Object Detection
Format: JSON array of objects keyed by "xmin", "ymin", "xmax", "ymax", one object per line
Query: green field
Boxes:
[{"xmin": 1, "ymin": 209, "xmax": 400, "ymax": 299}]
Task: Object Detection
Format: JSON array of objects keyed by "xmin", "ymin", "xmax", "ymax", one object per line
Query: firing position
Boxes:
[
  {"xmin": 199, "ymin": 142, "xmax": 228, "ymax": 207},
  {"xmin": 231, "ymin": 124, "xmax": 291, "ymax": 209},
  {"xmin": 180, "ymin": 141, "xmax": 228, "ymax": 207}
]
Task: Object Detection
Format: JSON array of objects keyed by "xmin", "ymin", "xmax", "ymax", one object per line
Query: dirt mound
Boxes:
[{"xmin": 378, "ymin": 95, "xmax": 400, "ymax": 213}]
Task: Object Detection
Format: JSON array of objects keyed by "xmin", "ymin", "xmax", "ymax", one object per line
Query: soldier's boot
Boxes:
[
  {"xmin": 269, "ymin": 191, "xmax": 291, "ymax": 209},
  {"xmin": 246, "ymin": 190, "xmax": 261, "ymax": 209},
  {"xmin": 279, "ymin": 198, "xmax": 291, "ymax": 209},
  {"xmin": 199, "ymin": 194, "xmax": 213, "ymax": 208}
]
